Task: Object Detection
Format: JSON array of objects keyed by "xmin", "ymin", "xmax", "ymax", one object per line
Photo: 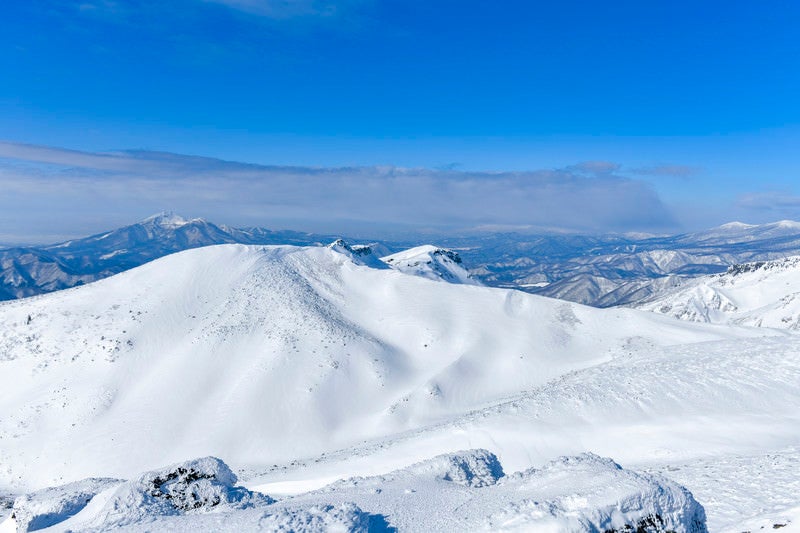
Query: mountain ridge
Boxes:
[{"xmin": 5, "ymin": 214, "xmax": 800, "ymax": 309}]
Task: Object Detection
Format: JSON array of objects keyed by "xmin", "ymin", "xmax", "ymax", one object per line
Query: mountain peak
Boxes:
[
  {"xmin": 381, "ymin": 245, "xmax": 479, "ymax": 285},
  {"xmin": 141, "ymin": 211, "xmax": 193, "ymax": 227},
  {"xmin": 770, "ymin": 220, "xmax": 800, "ymax": 230},
  {"xmin": 716, "ymin": 221, "xmax": 756, "ymax": 231},
  {"xmin": 327, "ymin": 239, "xmax": 390, "ymax": 269}
]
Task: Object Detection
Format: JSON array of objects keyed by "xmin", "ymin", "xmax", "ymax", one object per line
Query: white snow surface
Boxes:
[
  {"xmin": 8, "ymin": 478, "xmax": 120, "ymax": 532},
  {"xmin": 3, "ymin": 451, "xmax": 706, "ymax": 532},
  {"xmin": 639, "ymin": 256, "xmax": 800, "ymax": 329},
  {"xmin": 1, "ymin": 243, "xmax": 746, "ymax": 491},
  {"xmin": 276, "ymin": 450, "xmax": 706, "ymax": 532},
  {"xmin": 1, "ymin": 243, "xmax": 799, "ymax": 531},
  {"xmin": 381, "ymin": 245, "xmax": 480, "ymax": 285}
]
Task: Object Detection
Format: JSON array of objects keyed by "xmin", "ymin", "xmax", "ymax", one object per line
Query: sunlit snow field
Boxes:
[{"xmin": 1, "ymin": 243, "xmax": 799, "ymax": 531}]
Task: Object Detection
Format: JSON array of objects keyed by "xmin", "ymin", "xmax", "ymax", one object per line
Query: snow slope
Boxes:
[
  {"xmin": 0, "ymin": 243, "xmax": 743, "ymax": 492},
  {"xmin": 638, "ymin": 256, "xmax": 800, "ymax": 329},
  {"xmin": 1, "ymin": 243, "xmax": 798, "ymax": 531},
  {"xmin": 243, "ymin": 334, "xmax": 800, "ymax": 531}
]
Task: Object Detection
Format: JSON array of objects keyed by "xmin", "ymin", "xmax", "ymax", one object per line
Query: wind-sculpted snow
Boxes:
[
  {"xmin": 5, "ymin": 459, "xmax": 271, "ymax": 532},
  {"xmin": 319, "ymin": 449, "xmax": 505, "ymax": 491},
  {"xmin": 276, "ymin": 450, "xmax": 707, "ymax": 532},
  {"xmin": 9, "ymin": 478, "xmax": 120, "ymax": 532},
  {"xmin": 2, "ymin": 452, "xmax": 706, "ymax": 532}
]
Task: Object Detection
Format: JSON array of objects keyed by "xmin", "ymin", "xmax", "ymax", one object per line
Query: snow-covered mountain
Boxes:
[
  {"xmin": 2, "ymin": 242, "xmax": 799, "ymax": 531},
  {"xmin": 637, "ymin": 256, "xmax": 800, "ymax": 329},
  {"xmin": 450, "ymin": 219, "xmax": 800, "ymax": 306},
  {"xmin": 1, "ymin": 242, "xmax": 733, "ymax": 491},
  {"xmin": 381, "ymin": 245, "xmax": 479, "ymax": 285},
  {"xmin": 5, "ymin": 215, "xmax": 800, "ymax": 309},
  {"xmin": 0, "ymin": 213, "xmax": 332, "ymax": 301}
]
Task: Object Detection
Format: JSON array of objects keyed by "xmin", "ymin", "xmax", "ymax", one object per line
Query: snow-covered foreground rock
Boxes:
[
  {"xmin": 638, "ymin": 256, "xmax": 800, "ymax": 329},
  {"xmin": 1, "ymin": 451, "xmax": 707, "ymax": 532},
  {"xmin": 0, "ymin": 243, "xmax": 798, "ymax": 531},
  {"xmin": 279, "ymin": 451, "xmax": 707, "ymax": 532}
]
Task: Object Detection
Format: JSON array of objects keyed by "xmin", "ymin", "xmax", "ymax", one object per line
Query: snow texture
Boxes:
[
  {"xmin": 3, "ymin": 452, "xmax": 706, "ymax": 532},
  {"xmin": 381, "ymin": 245, "xmax": 480, "ymax": 285},
  {"xmin": 639, "ymin": 256, "xmax": 800, "ymax": 329},
  {"xmin": 1, "ymin": 242, "xmax": 799, "ymax": 531},
  {"xmin": 270, "ymin": 450, "xmax": 706, "ymax": 532},
  {"xmin": 9, "ymin": 478, "xmax": 120, "ymax": 532}
]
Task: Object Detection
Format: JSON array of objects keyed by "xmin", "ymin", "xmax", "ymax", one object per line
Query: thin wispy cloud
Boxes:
[
  {"xmin": 737, "ymin": 191, "xmax": 800, "ymax": 213},
  {"xmin": 566, "ymin": 161, "xmax": 622, "ymax": 175},
  {"xmin": 0, "ymin": 141, "xmax": 678, "ymax": 242},
  {"xmin": 202, "ymin": 0, "xmax": 350, "ymax": 18},
  {"xmin": 629, "ymin": 164, "xmax": 699, "ymax": 178}
]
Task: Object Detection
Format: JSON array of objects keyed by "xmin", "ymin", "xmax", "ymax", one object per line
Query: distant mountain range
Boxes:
[
  {"xmin": 637, "ymin": 255, "xmax": 800, "ymax": 330},
  {"xmin": 0, "ymin": 213, "xmax": 335, "ymax": 300},
  {"xmin": 445, "ymin": 220, "xmax": 800, "ymax": 306},
  {"xmin": 4, "ymin": 213, "xmax": 800, "ymax": 307}
]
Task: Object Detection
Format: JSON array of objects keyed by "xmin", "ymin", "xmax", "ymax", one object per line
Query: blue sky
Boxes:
[{"xmin": 1, "ymin": 1, "xmax": 800, "ymax": 241}]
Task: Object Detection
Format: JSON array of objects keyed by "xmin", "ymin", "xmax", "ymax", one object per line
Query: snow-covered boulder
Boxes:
[
  {"xmin": 487, "ymin": 453, "xmax": 707, "ymax": 532},
  {"xmin": 83, "ymin": 457, "xmax": 272, "ymax": 528},
  {"xmin": 400, "ymin": 448, "xmax": 505, "ymax": 487},
  {"xmin": 320, "ymin": 449, "xmax": 505, "ymax": 493},
  {"xmin": 279, "ymin": 450, "xmax": 707, "ymax": 532}
]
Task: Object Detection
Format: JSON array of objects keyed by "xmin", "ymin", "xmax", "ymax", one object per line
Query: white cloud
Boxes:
[{"xmin": 0, "ymin": 141, "xmax": 678, "ymax": 242}]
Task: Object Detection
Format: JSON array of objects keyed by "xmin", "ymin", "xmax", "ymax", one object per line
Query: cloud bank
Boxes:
[
  {"xmin": 0, "ymin": 141, "xmax": 678, "ymax": 243},
  {"xmin": 737, "ymin": 191, "xmax": 800, "ymax": 214}
]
